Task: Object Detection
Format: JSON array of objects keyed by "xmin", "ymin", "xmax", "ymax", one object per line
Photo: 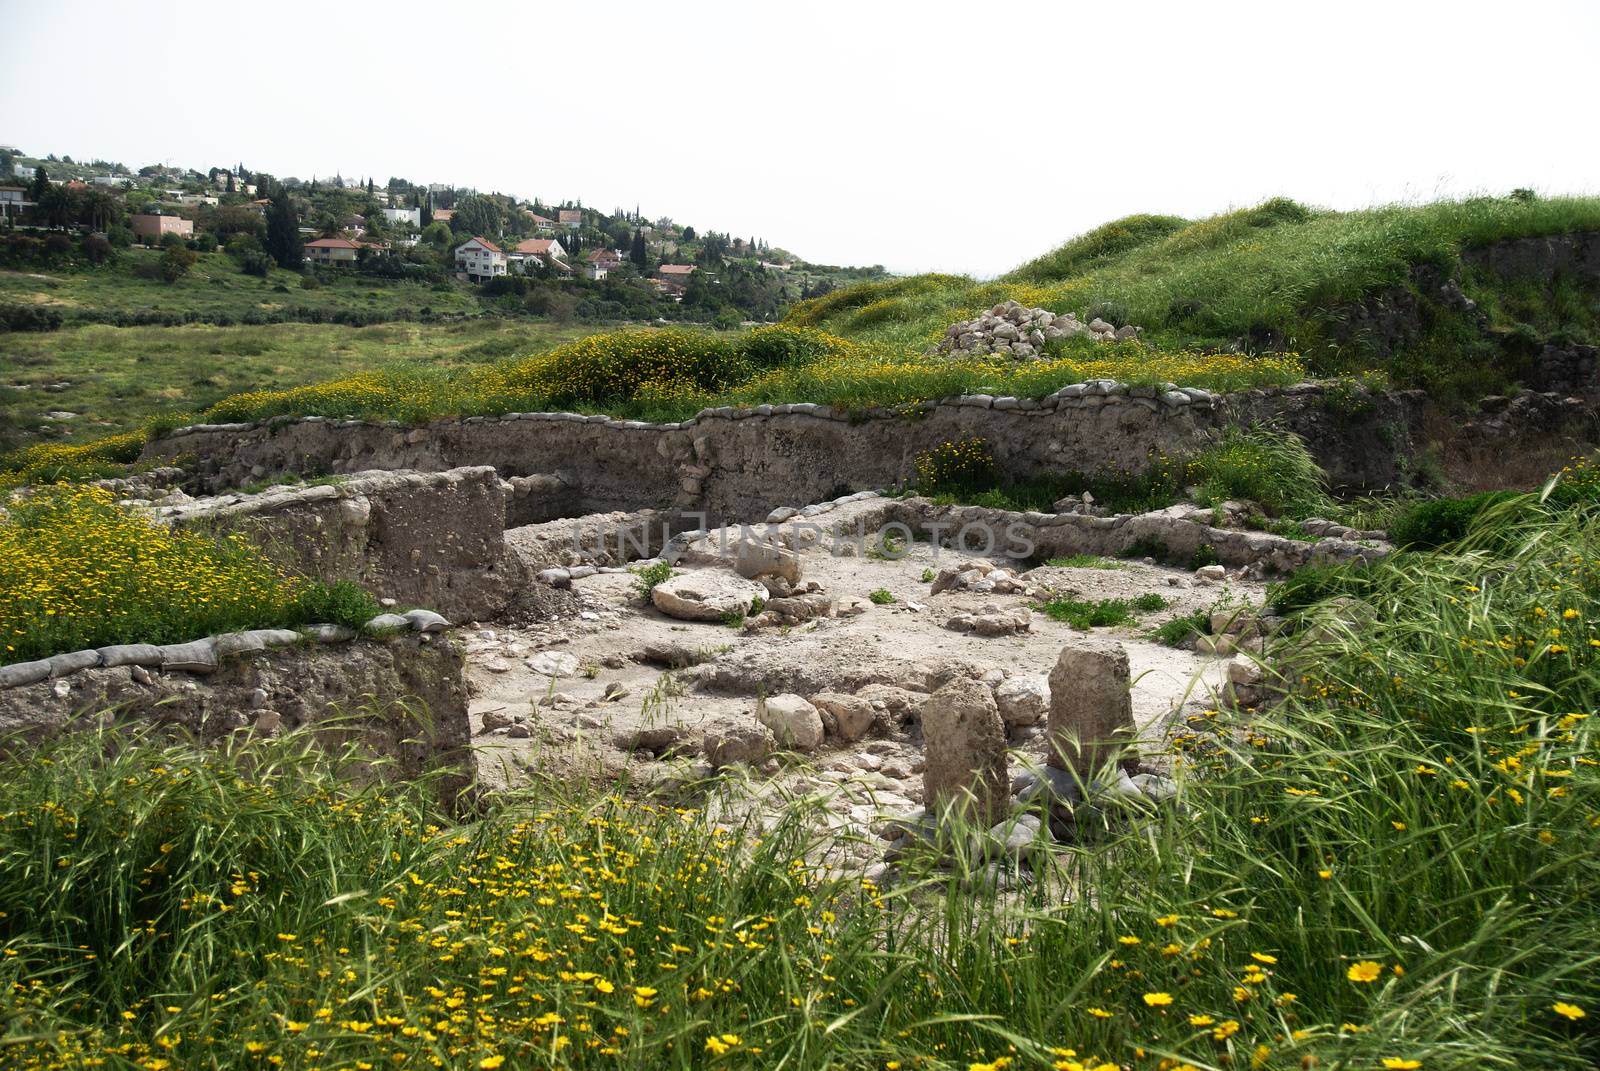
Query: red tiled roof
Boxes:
[
  {"xmin": 514, "ymin": 238, "xmax": 558, "ymax": 255},
  {"xmin": 305, "ymin": 238, "xmax": 361, "ymax": 249},
  {"xmin": 587, "ymin": 248, "xmax": 621, "ymax": 263},
  {"xmin": 525, "ymin": 211, "xmax": 555, "ymax": 224},
  {"xmin": 434, "ymin": 209, "xmax": 454, "ymax": 221},
  {"xmin": 558, "ymin": 209, "xmax": 582, "ymax": 223},
  {"xmin": 462, "ymin": 236, "xmax": 503, "ymax": 253},
  {"xmin": 657, "ymin": 264, "xmax": 696, "ymax": 276}
]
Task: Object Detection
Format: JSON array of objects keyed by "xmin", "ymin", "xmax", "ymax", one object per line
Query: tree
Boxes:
[
  {"xmin": 420, "ymin": 221, "xmax": 453, "ymax": 249},
  {"xmin": 682, "ymin": 225, "xmax": 696, "ymax": 241},
  {"xmin": 451, "ymin": 195, "xmax": 503, "ymax": 238},
  {"xmin": 0, "ymin": 149, "xmax": 14, "ymax": 179},
  {"xmin": 265, "ymin": 191, "xmax": 303, "ymax": 270},
  {"xmin": 160, "ymin": 244, "xmax": 197, "ymax": 283},
  {"xmin": 28, "ymin": 166, "xmax": 50, "ymax": 202},
  {"xmin": 630, "ymin": 228, "xmax": 647, "ymax": 268},
  {"xmin": 79, "ymin": 190, "xmax": 122, "ymax": 232},
  {"xmin": 226, "ymin": 173, "xmax": 235, "ymax": 193},
  {"xmin": 36, "ymin": 184, "xmax": 74, "ymax": 229}
]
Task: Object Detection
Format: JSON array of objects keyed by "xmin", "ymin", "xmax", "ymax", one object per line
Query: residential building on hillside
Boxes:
[
  {"xmin": 130, "ymin": 213, "xmax": 194, "ymax": 242},
  {"xmin": 433, "ymin": 208, "xmax": 454, "ymax": 224},
  {"xmin": 90, "ymin": 175, "xmax": 129, "ymax": 188},
  {"xmin": 509, "ymin": 237, "xmax": 567, "ymax": 273},
  {"xmin": 654, "ymin": 263, "xmax": 696, "ymax": 296},
  {"xmin": 303, "ymin": 237, "xmax": 362, "ymax": 266},
  {"xmin": 526, "ymin": 211, "xmax": 557, "ymax": 235},
  {"xmin": 383, "ymin": 206, "xmax": 421, "ymax": 229},
  {"xmin": 586, "ymin": 247, "xmax": 623, "ymax": 280},
  {"xmin": 455, "ymin": 236, "xmax": 506, "ymax": 281},
  {"xmin": 0, "ymin": 186, "xmax": 28, "ymax": 218},
  {"xmin": 558, "ymin": 209, "xmax": 581, "ymax": 230}
]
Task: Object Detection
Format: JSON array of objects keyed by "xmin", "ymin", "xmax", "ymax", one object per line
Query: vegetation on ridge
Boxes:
[{"xmin": 789, "ymin": 193, "xmax": 1600, "ymax": 400}]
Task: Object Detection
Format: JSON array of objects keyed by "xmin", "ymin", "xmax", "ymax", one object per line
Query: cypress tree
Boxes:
[{"xmin": 265, "ymin": 190, "xmax": 303, "ymax": 270}]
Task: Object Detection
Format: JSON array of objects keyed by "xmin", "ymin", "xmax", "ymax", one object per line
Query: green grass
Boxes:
[
  {"xmin": 4, "ymin": 498, "xmax": 1596, "ymax": 1068},
  {"xmin": 1044, "ymin": 555, "xmax": 1125, "ymax": 570},
  {"xmin": 1032, "ymin": 597, "xmax": 1137, "ymax": 629},
  {"xmin": 631, "ymin": 561, "xmax": 674, "ymax": 600},
  {"xmin": 1152, "ymin": 607, "xmax": 1210, "ymax": 646},
  {"xmin": 867, "ymin": 588, "xmax": 896, "ymax": 605},
  {"xmin": 789, "ymin": 194, "xmax": 1600, "ymax": 399},
  {"xmin": 1187, "ymin": 423, "xmax": 1334, "ymax": 519},
  {"xmin": 0, "ymin": 319, "xmax": 599, "ymax": 453},
  {"xmin": 0, "ymin": 249, "xmax": 480, "ymax": 325}
]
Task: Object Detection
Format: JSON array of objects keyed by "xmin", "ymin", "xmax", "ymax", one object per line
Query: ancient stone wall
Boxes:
[
  {"xmin": 0, "ymin": 634, "xmax": 474, "ymax": 799},
  {"xmin": 142, "ymin": 382, "xmax": 1421, "ymax": 524},
  {"xmin": 158, "ymin": 467, "xmax": 526, "ymax": 621}
]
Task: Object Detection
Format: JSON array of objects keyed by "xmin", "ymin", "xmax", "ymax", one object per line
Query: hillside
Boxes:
[{"xmin": 788, "ymin": 194, "xmax": 1600, "ymax": 400}]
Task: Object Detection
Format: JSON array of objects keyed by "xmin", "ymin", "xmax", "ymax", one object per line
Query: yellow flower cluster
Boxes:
[{"xmin": 0, "ymin": 484, "xmax": 304, "ymax": 663}]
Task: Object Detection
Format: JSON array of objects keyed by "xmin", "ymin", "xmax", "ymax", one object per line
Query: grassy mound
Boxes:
[
  {"xmin": 3, "ymin": 495, "xmax": 1598, "ymax": 1068},
  {"xmin": 790, "ymin": 194, "xmax": 1600, "ymax": 399}
]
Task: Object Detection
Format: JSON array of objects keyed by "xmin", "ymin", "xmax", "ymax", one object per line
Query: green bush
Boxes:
[
  {"xmin": 867, "ymin": 588, "xmax": 896, "ymax": 605},
  {"xmin": 1266, "ymin": 561, "xmax": 1373, "ymax": 614},
  {"xmin": 632, "ymin": 560, "xmax": 674, "ymax": 599},
  {"xmin": 1152, "ymin": 608, "xmax": 1209, "ymax": 646},
  {"xmin": 912, "ymin": 437, "xmax": 998, "ymax": 497},
  {"xmin": 1186, "ymin": 424, "xmax": 1332, "ymax": 518},
  {"xmin": 1388, "ymin": 491, "xmax": 1518, "ymax": 549},
  {"xmin": 289, "ymin": 579, "xmax": 381, "ymax": 631}
]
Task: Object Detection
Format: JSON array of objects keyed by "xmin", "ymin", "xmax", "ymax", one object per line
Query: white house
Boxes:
[
  {"xmin": 455, "ymin": 236, "xmax": 507, "ymax": 282},
  {"xmin": 383, "ymin": 206, "xmax": 422, "ymax": 229},
  {"xmin": 509, "ymin": 237, "xmax": 566, "ymax": 273}
]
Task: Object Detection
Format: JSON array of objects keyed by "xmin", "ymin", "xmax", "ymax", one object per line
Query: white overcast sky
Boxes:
[{"xmin": 3, "ymin": 0, "xmax": 1597, "ymax": 277}]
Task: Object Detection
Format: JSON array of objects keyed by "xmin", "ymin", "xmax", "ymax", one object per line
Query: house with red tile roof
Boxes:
[
  {"xmin": 558, "ymin": 208, "xmax": 582, "ymax": 230},
  {"xmin": 303, "ymin": 237, "xmax": 362, "ymax": 266}
]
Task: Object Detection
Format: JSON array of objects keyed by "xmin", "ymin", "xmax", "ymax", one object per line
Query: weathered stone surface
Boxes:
[
  {"xmin": 0, "ymin": 636, "xmax": 473, "ymax": 798},
  {"xmin": 921, "ymin": 676, "xmax": 1009, "ymax": 825},
  {"xmin": 160, "ymin": 467, "xmax": 525, "ymax": 621},
  {"xmin": 756, "ymin": 694, "xmax": 825, "ymax": 752},
  {"xmin": 701, "ymin": 716, "xmax": 775, "ymax": 767},
  {"xmin": 810, "ymin": 692, "xmax": 875, "ymax": 741},
  {"xmin": 994, "ymin": 675, "xmax": 1049, "ymax": 726},
  {"xmin": 733, "ymin": 540, "xmax": 802, "ymax": 584},
  {"xmin": 1046, "ymin": 641, "xmax": 1135, "ymax": 779},
  {"xmin": 651, "ymin": 571, "xmax": 767, "ymax": 622}
]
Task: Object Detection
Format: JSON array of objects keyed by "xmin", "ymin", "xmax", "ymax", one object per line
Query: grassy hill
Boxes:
[{"xmin": 787, "ymin": 194, "xmax": 1600, "ymax": 400}]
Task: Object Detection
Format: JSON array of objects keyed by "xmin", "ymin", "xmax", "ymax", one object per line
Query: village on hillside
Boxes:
[{"xmin": 0, "ymin": 147, "xmax": 887, "ymax": 326}]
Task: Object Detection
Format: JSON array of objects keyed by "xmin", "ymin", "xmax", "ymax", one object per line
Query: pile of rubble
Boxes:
[{"xmin": 933, "ymin": 300, "xmax": 1141, "ymax": 360}]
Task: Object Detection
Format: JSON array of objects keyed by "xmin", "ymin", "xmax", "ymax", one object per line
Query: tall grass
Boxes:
[{"xmin": 2, "ymin": 499, "xmax": 1597, "ymax": 1068}]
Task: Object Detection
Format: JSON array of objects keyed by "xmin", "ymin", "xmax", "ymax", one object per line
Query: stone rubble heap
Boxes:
[{"xmin": 934, "ymin": 300, "xmax": 1142, "ymax": 360}]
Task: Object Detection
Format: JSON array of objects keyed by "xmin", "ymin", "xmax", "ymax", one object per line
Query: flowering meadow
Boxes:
[
  {"xmin": 1, "ymin": 492, "xmax": 1597, "ymax": 1069},
  {"xmin": 0, "ymin": 484, "xmax": 376, "ymax": 663}
]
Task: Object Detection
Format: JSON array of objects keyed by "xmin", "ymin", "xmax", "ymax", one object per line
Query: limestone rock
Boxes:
[
  {"xmin": 756, "ymin": 693, "xmax": 825, "ymax": 752},
  {"xmin": 810, "ymin": 692, "xmax": 875, "ymax": 741},
  {"xmin": 733, "ymin": 540, "xmax": 802, "ymax": 585},
  {"xmin": 651, "ymin": 571, "xmax": 766, "ymax": 622},
  {"xmin": 920, "ymin": 676, "xmax": 1009, "ymax": 825},
  {"xmin": 1046, "ymin": 641, "xmax": 1135, "ymax": 779},
  {"xmin": 993, "ymin": 675, "xmax": 1048, "ymax": 726},
  {"xmin": 702, "ymin": 716, "xmax": 775, "ymax": 767}
]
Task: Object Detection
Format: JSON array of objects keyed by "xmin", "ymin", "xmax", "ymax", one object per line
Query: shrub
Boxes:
[
  {"xmin": 1032, "ymin": 597, "xmax": 1134, "ymax": 629},
  {"xmin": 159, "ymin": 244, "xmax": 197, "ymax": 283},
  {"xmin": 288, "ymin": 578, "xmax": 381, "ymax": 631},
  {"xmin": 913, "ymin": 437, "xmax": 998, "ymax": 497},
  {"xmin": 1152, "ymin": 608, "xmax": 1209, "ymax": 646},
  {"xmin": 867, "ymin": 588, "xmax": 896, "ymax": 605},
  {"xmin": 1266, "ymin": 560, "xmax": 1372, "ymax": 614},
  {"xmin": 1186, "ymin": 424, "xmax": 1332, "ymax": 518},
  {"xmin": 0, "ymin": 303, "xmax": 63, "ymax": 332},
  {"xmin": 1131, "ymin": 592, "xmax": 1167, "ymax": 612},
  {"xmin": 1388, "ymin": 491, "xmax": 1518, "ymax": 549},
  {"xmin": 632, "ymin": 560, "xmax": 674, "ymax": 599}
]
